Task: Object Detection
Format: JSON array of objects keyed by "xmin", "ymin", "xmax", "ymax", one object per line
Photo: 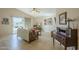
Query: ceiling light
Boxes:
[{"xmin": 32, "ymin": 8, "xmax": 40, "ymax": 13}]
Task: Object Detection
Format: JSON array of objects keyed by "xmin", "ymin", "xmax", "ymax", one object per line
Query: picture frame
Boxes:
[
  {"xmin": 2, "ymin": 18, "xmax": 9, "ymax": 24},
  {"xmin": 44, "ymin": 19, "xmax": 47, "ymax": 25},
  {"xmin": 54, "ymin": 17, "xmax": 56, "ymax": 23},
  {"xmin": 48, "ymin": 18, "xmax": 53, "ymax": 25},
  {"xmin": 59, "ymin": 12, "xmax": 67, "ymax": 25},
  {"xmin": 44, "ymin": 18, "xmax": 53, "ymax": 25}
]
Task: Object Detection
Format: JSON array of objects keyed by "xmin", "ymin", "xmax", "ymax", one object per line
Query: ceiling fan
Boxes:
[{"xmin": 32, "ymin": 8, "xmax": 40, "ymax": 13}]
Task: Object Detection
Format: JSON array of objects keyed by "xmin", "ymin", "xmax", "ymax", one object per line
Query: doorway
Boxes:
[{"xmin": 12, "ymin": 16, "xmax": 25, "ymax": 34}]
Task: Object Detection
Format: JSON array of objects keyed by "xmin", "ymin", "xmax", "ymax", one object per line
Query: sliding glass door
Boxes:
[{"xmin": 12, "ymin": 16, "xmax": 25, "ymax": 34}]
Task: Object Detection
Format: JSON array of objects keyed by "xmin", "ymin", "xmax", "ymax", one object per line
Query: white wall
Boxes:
[
  {"xmin": 56, "ymin": 8, "xmax": 79, "ymax": 29},
  {"xmin": 0, "ymin": 8, "xmax": 32, "ymax": 37},
  {"xmin": 33, "ymin": 16, "xmax": 56, "ymax": 32}
]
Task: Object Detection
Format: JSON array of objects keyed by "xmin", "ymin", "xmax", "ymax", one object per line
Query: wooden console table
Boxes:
[{"xmin": 51, "ymin": 27, "xmax": 78, "ymax": 50}]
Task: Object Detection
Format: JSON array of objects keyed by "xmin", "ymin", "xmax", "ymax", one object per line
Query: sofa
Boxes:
[{"xmin": 17, "ymin": 28, "xmax": 39, "ymax": 43}]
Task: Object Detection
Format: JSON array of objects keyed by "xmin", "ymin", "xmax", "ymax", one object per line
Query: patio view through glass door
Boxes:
[{"xmin": 12, "ymin": 16, "xmax": 25, "ymax": 34}]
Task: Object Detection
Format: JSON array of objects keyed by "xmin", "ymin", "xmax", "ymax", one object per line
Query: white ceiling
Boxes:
[{"xmin": 17, "ymin": 8, "xmax": 56, "ymax": 17}]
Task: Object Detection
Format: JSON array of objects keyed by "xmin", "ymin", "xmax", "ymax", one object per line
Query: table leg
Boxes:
[
  {"xmin": 65, "ymin": 46, "xmax": 67, "ymax": 50},
  {"xmin": 53, "ymin": 37, "xmax": 54, "ymax": 46},
  {"xmin": 75, "ymin": 46, "xmax": 77, "ymax": 50}
]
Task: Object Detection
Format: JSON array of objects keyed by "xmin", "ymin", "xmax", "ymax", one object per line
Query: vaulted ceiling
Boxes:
[{"xmin": 17, "ymin": 8, "xmax": 56, "ymax": 17}]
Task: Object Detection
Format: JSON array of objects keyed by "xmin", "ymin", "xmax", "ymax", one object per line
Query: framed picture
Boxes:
[
  {"xmin": 44, "ymin": 19, "xmax": 47, "ymax": 25},
  {"xmin": 48, "ymin": 18, "xmax": 53, "ymax": 25},
  {"xmin": 54, "ymin": 17, "xmax": 56, "ymax": 23},
  {"xmin": 44, "ymin": 18, "xmax": 53, "ymax": 25},
  {"xmin": 2, "ymin": 18, "xmax": 9, "ymax": 24},
  {"xmin": 59, "ymin": 12, "xmax": 67, "ymax": 25}
]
